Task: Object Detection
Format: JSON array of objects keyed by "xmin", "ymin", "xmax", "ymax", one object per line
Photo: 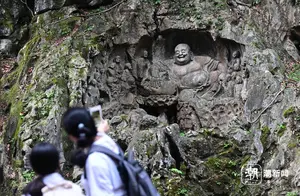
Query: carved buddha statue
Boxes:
[
  {"xmin": 172, "ymin": 44, "xmax": 206, "ymax": 88},
  {"xmin": 171, "ymin": 43, "xmax": 225, "ymax": 91},
  {"xmin": 170, "ymin": 43, "xmax": 227, "ymax": 99}
]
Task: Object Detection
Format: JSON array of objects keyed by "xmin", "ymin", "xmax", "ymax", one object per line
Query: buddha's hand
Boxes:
[
  {"xmin": 193, "ymin": 72, "xmax": 209, "ymax": 87},
  {"xmin": 97, "ymin": 119, "xmax": 110, "ymax": 133}
]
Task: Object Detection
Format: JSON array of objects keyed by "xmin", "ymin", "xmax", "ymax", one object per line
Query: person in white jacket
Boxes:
[
  {"xmin": 62, "ymin": 107, "xmax": 127, "ymax": 196},
  {"xmin": 22, "ymin": 142, "xmax": 84, "ymax": 196}
]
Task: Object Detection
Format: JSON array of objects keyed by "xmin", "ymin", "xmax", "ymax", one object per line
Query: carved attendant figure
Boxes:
[
  {"xmin": 107, "ymin": 56, "xmax": 122, "ymax": 98},
  {"xmin": 114, "ymin": 56, "xmax": 124, "ymax": 77},
  {"xmin": 121, "ymin": 63, "xmax": 135, "ymax": 92},
  {"xmin": 107, "ymin": 60, "xmax": 117, "ymax": 86},
  {"xmin": 225, "ymin": 74, "xmax": 235, "ymax": 97},
  {"xmin": 231, "ymin": 51, "xmax": 241, "ymax": 71},
  {"xmin": 133, "ymin": 50, "xmax": 150, "ymax": 82}
]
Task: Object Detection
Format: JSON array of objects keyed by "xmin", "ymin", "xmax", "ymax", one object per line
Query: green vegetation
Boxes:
[
  {"xmin": 286, "ymin": 192, "xmax": 298, "ymax": 196},
  {"xmin": 154, "ymin": 0, "xmax": 161, "ymax": 5},
  {"xmin": 215, "ymin": 16, "xmax": 225, "ymax": 31},
  {"xmin": 0, "ymin": 8, "xmax": 14, "ymax": 35},
  {"xmin": 22, "ymin": 170, "xmax": 35, "ymax": 183},
  {"xmin": 170, "ymin": 168, "xmax": 184, "ymax": 175},
  {"xmin": 89, "ymin": 7, "xmax": 104, "ymax": 14},
  {"xmin": 203, "ymin": 128, "xmax": 217, "ymax": 137},
  {"xmin": 288, "ymin": 63, "xmax": 300, "ymax": 82},
  {"xmin": 0, "ymin": 25, "xmax": 42, "ymax": 174},
  {"xmin": 86, "ymin": 25, "xmax": 95, "ymax": 32},
  {"xmin": 283, "ymin": 106, "xmax": 296, "ymax": 118},
  {"xmin": 288, "ymin": 141, "xmax": 297, "ymax": 149},
  {"xmin": 120, "ymin": 114, "xmax": 128, "ymax": 121},
  {"xmin": 153, "ymin": 161, "xmax": 198, "ymax": 195},
  {"xmin": 205, "ymin": 157, "xmax": 238, "ymax": 170},
  {"xmin": 45, "ymin": 15, "xmax": 81, "ymax": 40},
  {"xmin": 223, "ymin": 141, "xmax": 233, "ymax": 149},
  {"xmin": 51, "ymin": 77, "xmax": 66, "ymax": 88},
  {"xmin": 13, "ymin": 159, "xmax": 24, "ymax": 168},
  {"xmin": 260, "ymin": 126, "xmax": 270, "ymax": 146},
  {"xmin": 252, "ymin": 0, "xmax": 261, "ymax": 6},
  {"xmin": 241, "ymin": 155, "xmax": 251, "ymax": 166},
  {"xmin": 166, "ymin": 0, "xmax": 229, "ymax": 31},
  {"xmin": 252, "ymin": 41, "xmax": 263, "ymax": 49},
  {"xmin": 2, "ymin": 1, "xmax": 287, "ymax": 196},
  {"xmin": 180, "ymin": 163, "xmax": 187, "ymax": 172},
  {"xmin": 212, "ymin": 0, "xmax": 227, "ymax": 10},
  {"xmin": 202, "ymin": 135, "xmax": 253, "ymax": 195},
  {"xmin": 231, "ymin": 171, "xmax": 239, "ymax": 177},
  {"xmin": 165, "ymin": 177, "xmax": 189, "ymax": 196},
  {"xmin": 218, "ymin": 140, "xmax": 238, "ymax": 156},
  {"xmin": 60, "ymin": 24, "xmax": 72, "ymax": 36},
  {"xmin": 177, "ymin": 188, "xmax": 188, "ymax": 195},
  {"xmin": 0, "ymin": 8, "xmax": 94, "ymax": 194},
  {"xmin": 277, "ymin": 123, "xmax": 287, "ymax": 137},
  {"xmin": 179, "ymin": 5, "xmax": 197, "ymax": 19}
]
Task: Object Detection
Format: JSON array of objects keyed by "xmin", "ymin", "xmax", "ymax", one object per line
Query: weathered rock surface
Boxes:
[
  {"xmin": 34, "ymin": 0, "xmax": 67, "ymax": 14},
  {"xmin": 1, "ymin": 0, "xmax": 300, "ymax": 195},
  {"xmin": 34, "ymin": 0, "xmax": 115, "ymax": 14},
  {"xmin": 0, "ymin": 39, "xmax": 13, "ymax": 56}
]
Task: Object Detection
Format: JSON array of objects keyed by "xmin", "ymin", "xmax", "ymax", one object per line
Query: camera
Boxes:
[{"xmin": 88, "ymin": 105, "xmax": 103, "ymax": 126}]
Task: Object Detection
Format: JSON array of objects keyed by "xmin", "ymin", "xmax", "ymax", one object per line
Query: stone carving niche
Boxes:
[
  {"xmin": 84, "ymin": 29, "xmax": 247, "ymax": 132},
  {"xmin": 138, "ymin": 30, "xmax": 247, "ymax": 131}
]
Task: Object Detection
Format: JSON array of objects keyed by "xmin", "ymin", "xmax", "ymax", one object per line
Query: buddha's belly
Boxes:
[{"xmin": 180, "ymin": 71, "xmax": 210, "ymax": 88}]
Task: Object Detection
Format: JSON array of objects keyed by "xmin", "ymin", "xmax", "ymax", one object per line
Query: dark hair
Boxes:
[
  {"xmin": 22, "ymin": 143, "xmax": 60, "ymax": 196},
  {"xmin": 62, "ymin": 107, "xmax": 97, "ymax": 148},
  {"xmin": 30, "ymin": 143, "xmax": 59, "ymax": 175},
  {"xmin": 62, "ymin": 107, "xmax": 97, "ymax": 167}
]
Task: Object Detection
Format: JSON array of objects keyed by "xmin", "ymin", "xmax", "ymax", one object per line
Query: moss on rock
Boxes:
[
  {"xmin": 288, "ymin": 63, "xmax": 300, "ymax": 82},
  {"xmin": 0, "ymin": 7, "xmax": 94, "ymax": 193},
  {"xmin": 261, "ymin": 126, "xmax": 270, "ymax": 146},
  {"xmin": 276, "ymin": 123, "xmax": 287, "ymax": 137},
  {"xmin": 287, "ymin": 140, "xmax": 297, "ymax": 149},
  {"xmin": 283, "ymin": 106, "xmax": 296, "ymax": 118}
]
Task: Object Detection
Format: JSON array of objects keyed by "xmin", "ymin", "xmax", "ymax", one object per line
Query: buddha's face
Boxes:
[{"xmin": 174, "ymin": 44, "xmax": 192, "ymax": 65}]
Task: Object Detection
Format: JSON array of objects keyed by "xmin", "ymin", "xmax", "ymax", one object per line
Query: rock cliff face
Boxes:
[{"xmin": 1, "ymin": 0, "xmax": 300, "ymax": 195}]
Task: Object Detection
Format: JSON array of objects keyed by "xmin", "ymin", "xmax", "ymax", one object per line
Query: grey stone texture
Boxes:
[{"xmin": 1, "ymin": 0, "xmax": 300, "ymax": 195}]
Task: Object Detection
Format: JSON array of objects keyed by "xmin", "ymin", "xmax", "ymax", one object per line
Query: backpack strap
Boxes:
[{"xmin": 88, "ymin": 145, "xmax": 124, "ymax": 161}]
